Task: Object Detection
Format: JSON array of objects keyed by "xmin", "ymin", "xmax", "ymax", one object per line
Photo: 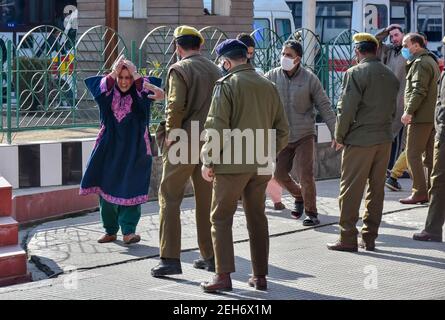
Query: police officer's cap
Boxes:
[
  {"xmin": 353, "ymin": 33, "xmax": 379, "ymax": 48},
  {"xmin": 173, "ymin": 26, "xmax": 205, "ymax": 45},
  {"xmin": 216, "ymin": 39, "xmax": 248, "ymax": 58}
]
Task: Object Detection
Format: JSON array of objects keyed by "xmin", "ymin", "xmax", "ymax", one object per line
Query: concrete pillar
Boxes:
[
  {"xmin": 302, "ymin": 0, "xmax": 316, "ymax": 33},
  {"xmin": 301, "ymin": 0, "xmax": 317, "ymax": 68}
]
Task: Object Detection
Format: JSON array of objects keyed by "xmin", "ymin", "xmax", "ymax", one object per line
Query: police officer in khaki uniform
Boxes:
[
  {"xmin": 399, "ymin": 33, "xmax": 440, "ymax": 205},
  {"xmin": 413, "ymin": 47, "xmax": 445, "ymax": 242},
  {"xmin": 327, "ymin": 33, "xmax": 399, "ymax": 252},
  {"xmin": 199, "ymin": 39, "xmax": 289, "ymax": 292},
  {"xmin": 151, "ymin": 26, "xmax": 221, "ymax": 277}
]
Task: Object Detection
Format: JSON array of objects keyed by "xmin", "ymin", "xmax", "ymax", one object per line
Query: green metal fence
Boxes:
[{"xmin": 0, "ymin": 25, "xmax": 357, "ymax": 144}]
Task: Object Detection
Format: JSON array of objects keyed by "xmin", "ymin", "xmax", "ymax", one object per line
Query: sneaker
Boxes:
[{"xmin": 385, "ymin": 177, "xmax": 402, "ymax": 191}]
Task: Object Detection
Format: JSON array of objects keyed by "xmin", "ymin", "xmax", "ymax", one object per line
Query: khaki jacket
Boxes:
[
  {"xmin": 436, "ymin": 72, "xmax": 445, "ymax": 141},
  {"xmin": 335, "ymin": 57, "xmax": 400, "ymax": 146},
  {"xmin": 164, "ymin": 54, "xmax": 222, "ymax": 135},
  {"xmin": 404, "ymin": 49, "xmax": 440, "ymax": 123},
  {"xmin": 201, "ymin": 64, "xmax": 289, "ymax": 174}
]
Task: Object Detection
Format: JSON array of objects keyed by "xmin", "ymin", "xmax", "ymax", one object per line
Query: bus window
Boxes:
[
  {"xmin": 253, "ymin": 18, "xmax": 271, "ymax": 48},
  {"xmin": 417, "ymin": 6, "xmax": 443, "ymax": 42},
  {"xmin": 275, "ymin": 19, "xmax": 292, "ymax": 40},
  {"xmin": 316, "ymin": 2, "xmax": 352, "ymax": 43},
  {"xmin": 390, "ymin": 1, "xmax": 410, "ymax": 32},
  {"xmin": 364, "ymin": 4, "xmax": 388, "ymax": 32},
  {"xmin": 286, "ymin": 1, "xmax": 302, "ymax": 29}
]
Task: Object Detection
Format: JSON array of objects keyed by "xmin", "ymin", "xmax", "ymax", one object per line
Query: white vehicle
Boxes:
[
  {"xmin": 286, "ymin": 0, "xmax": 444, "ymax": 56},
  {"xmin": 254, "ymin": 0, "xmax": 296, "ymax": 40}
]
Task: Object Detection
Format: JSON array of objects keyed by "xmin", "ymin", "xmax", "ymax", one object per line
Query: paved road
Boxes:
[{"xmin": 1, "ymin": 178, "xmax": 444, "ymax": 300}]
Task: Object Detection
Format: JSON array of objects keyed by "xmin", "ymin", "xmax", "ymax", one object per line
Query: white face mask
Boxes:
[{"xmin": 281, "ymin": 56, "xmax": 296, "ymax": 71}]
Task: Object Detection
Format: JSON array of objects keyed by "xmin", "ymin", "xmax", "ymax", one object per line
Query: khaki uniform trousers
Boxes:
[
  {"xmin": 158, "ymin": 150, "xmax": 213, "ymax": 260},
  {"xmin": 406, "ymin": 124, "xmax": 435, "ymax": 198},
  {"xmin": 338, "ymin": 143, "xmax": 391, "ymax": 245},
  {"xmin": 210, "ymin": 173, "xmax": 271, "ymax": 276},
  {"xmin": 425, "ymin": 140, "xmax": 445, "ymax": 236}
]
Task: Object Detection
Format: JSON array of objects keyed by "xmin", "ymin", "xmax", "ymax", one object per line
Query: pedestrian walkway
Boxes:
[{"xmin": 1, "ymin": 178, "xmax": 443, "ymax": 300}]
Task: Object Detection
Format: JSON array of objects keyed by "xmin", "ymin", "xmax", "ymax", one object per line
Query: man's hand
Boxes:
[
  {"xmin": 144, "ymin": 82, "xmax": 165, "ymax": 100},
  {"xmin": 401, "ymin": 113, "xmax": 412, "ymax": 125},
  {"xmin": 331, "ymin": 139, "xmax": 344, "ymax": 151},
  {"xmin": 201, "ymin": 165, "xmax": 214, "ymax": 182}
]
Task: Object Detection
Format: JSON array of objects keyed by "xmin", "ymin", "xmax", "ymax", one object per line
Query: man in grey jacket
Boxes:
[{"xmin": 265, "ymin": 40, "xmax": 336, "ymax": 226}]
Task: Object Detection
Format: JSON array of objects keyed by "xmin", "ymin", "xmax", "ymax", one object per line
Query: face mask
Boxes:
[
  {"xmin": 401, "ymin": 47, "xmax": 413, "ymax": 60},
  {"xmin": 281, "ymin": 56, "xmax": 296, "ymax": 71}
]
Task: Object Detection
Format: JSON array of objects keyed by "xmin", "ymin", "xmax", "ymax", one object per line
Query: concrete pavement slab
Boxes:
[
  {"xmin": 1, "ymin": 205, "xmax": 444, "ymax": 300},
  {"xmin": 22, "ymin": 178, "xmax": 424, "ymax": 278}
]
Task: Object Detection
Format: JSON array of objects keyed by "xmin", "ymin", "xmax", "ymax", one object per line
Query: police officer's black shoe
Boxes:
[
  {"xmin": 151, "ymin": 258, "xmax": 182, "ymax": 277},
  {"xmin": 193, "ymin": 256, "xmax": 215, "ymax": 272},
  {"xmin": 291, "ymin": 201, "xmax": 304, "ymax": 219},
  {"xmin": 385, "ymin": 177, "xmax": 402, "ymax": 191}
]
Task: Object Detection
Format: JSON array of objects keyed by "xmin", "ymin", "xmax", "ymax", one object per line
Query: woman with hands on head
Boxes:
[{"xmin": 80, "ymin": 56, "xmax": 164, "ymax": 245}]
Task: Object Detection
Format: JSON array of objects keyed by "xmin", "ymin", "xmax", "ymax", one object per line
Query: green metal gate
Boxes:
[{"xmin": 326, "ymin": 29, "xmax": 358, "ymax": 108}]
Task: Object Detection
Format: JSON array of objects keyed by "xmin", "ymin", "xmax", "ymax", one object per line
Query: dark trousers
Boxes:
[{"xmin": 274, "ymin": 135, "xmax": 317, "ymax": 214}]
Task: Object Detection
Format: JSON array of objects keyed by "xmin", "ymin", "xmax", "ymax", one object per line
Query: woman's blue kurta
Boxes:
[{"xmin": 80, "ymin": 75, "xmax": 161, "ymax": 206}]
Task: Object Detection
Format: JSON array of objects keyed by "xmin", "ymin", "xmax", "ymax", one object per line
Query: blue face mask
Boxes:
[{"xmin": 401, "ymin": 47, "xmax": 413, "ymax": 60}]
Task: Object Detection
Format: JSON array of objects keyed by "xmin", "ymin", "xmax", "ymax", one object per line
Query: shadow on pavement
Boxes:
[{"xmin": 177, "ymin": 251, "xmax": 348, "ymax": 300}]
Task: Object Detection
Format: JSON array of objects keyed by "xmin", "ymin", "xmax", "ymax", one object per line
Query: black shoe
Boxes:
[
  {"xmin": 385, "ymin": 177, "xmax": 402, "ymax": 191},
  {"xmin": 291, "ymin": 201, "xmax": 304, "ymax": 219},
  {"xmin": 303, "ymin": 213, "xmax": 320, "ymax": 226},
  {"xmin": 193, "ymin": 256, "xmax": 215, "ymax": 272},
  {"xmin": 151, "ymin": 258, "xmax": 182, "ymax": 277}
]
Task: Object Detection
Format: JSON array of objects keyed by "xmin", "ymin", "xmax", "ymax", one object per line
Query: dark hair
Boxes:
[
  {"xmin": 236, "ymin": 33, "xmax": 255, "ymax": 48},
  {"xmin": 355, "ymin": 41, "xmax": 378, "ymax": 54},
  {"xmin": 175, "ymin": 35, "xmax": 201, "ymax": 51},
  {"xmin": 388, "ymin": 25, "xmax": 403, "ymax": 34},
  {"xmin": 222, "ymin": 48, "xmax": 248, "ymax": 61},
  {"xmin": 417, "ymin": 32, "xmax": 428, "ymax": 48},
  {"xmin": 406, "ymin": 33, "xmax": 425, "ymax": 48},
  {"xmin": 283, "ymin": 40, "xmax": 303, "ymax": 57}
]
